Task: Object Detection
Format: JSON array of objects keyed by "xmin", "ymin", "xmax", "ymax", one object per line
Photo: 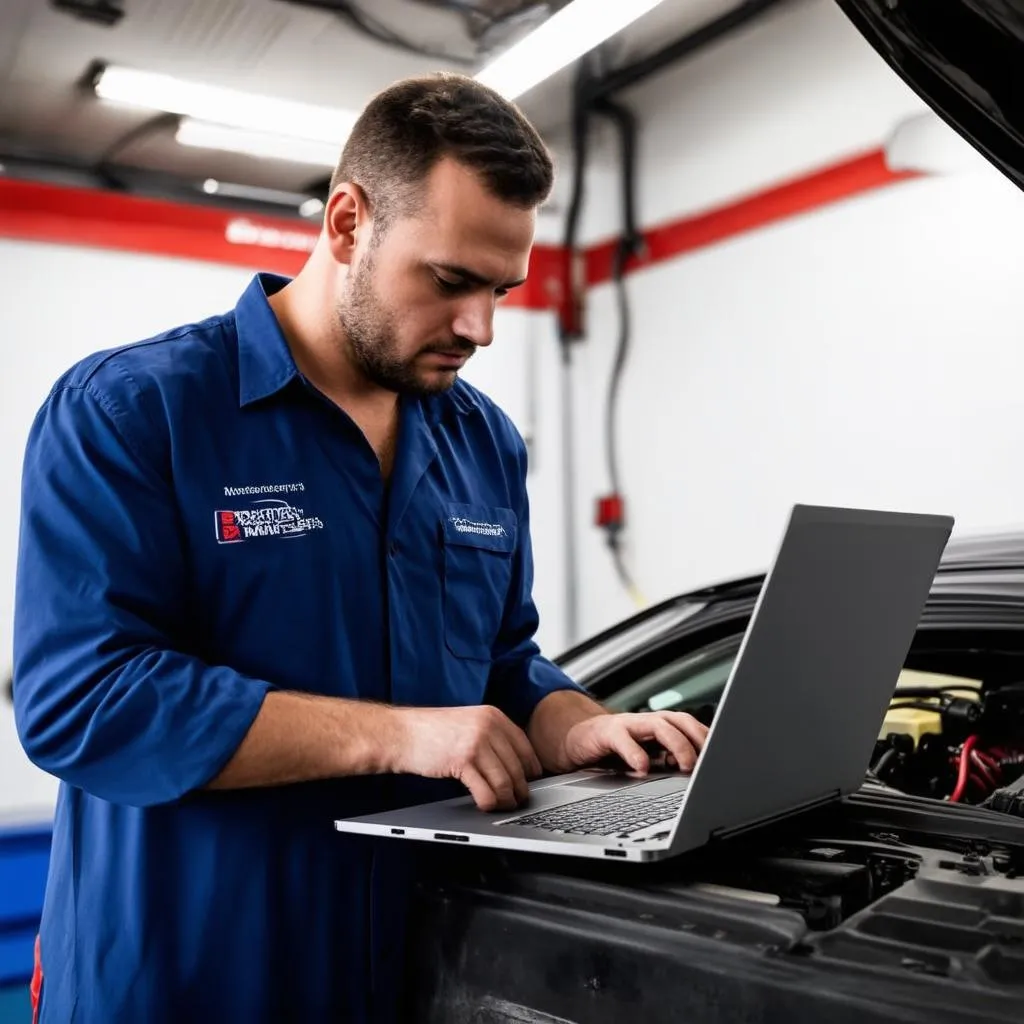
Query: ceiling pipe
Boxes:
[{"xmin": 586, "ymin": 0, "xmax": 791, "ymax": 102}]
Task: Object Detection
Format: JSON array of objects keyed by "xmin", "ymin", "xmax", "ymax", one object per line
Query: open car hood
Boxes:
[{"xmin": 836, "ymin": 0, "xmax": 1024, "ymax": 191}]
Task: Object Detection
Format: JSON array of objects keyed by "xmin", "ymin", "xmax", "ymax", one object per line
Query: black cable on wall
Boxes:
[
  {"xmin": 590, "ymin": 94, "xmax": 646, "ymax": 607},
  {"xmin": 555, "ymin": 0, "xmax": 792, "ymax": 627},
  {"xmin": 557, "ymin": 60, "xmax": 595, "ymax": 646}
]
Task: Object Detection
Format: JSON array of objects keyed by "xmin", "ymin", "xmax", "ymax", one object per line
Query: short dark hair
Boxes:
[{"xmin": 330, "ymin": 73, "xmax": 554, "ymax": 231}]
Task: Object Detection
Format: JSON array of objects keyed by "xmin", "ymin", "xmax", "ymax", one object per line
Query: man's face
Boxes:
[{"xmin": 337, "ymin": 157, "xmax": 536, "ymax": 396}]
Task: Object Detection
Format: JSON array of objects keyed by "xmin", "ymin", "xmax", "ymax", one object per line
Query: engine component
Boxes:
[
  {"xmin": 981, "ymin": 771, "xmax": 1024, "ymax": 818},
  {"xmin": 870, "ymin": 702, "xmax": 1024, "ymax": 808},
  {"xmin": 980, "ymin": 682, "xmax": 1024, "ymax": 742},
  {"xmin": 880, "ymin": 705, "xmax": 942, "ymax": 746}
]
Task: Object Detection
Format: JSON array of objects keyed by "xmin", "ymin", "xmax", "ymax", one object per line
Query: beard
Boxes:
[{"xmin": 337, "ymin": 250, "xmax": 473, "ymax": 397}]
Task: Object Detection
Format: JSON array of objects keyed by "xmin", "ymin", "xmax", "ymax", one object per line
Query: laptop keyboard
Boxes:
[{"xmin": 504, "ymin": 788, "xmax": 685, "ymax": 837}]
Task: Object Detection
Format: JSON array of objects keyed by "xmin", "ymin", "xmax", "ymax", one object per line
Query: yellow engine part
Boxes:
[
  {"xmin": 881, "ymin": 669, "xmax": 982, "ymax": 746},
  {"xmin": 880, "ymin": 706, "xmax": 942, "ymax": 745}
]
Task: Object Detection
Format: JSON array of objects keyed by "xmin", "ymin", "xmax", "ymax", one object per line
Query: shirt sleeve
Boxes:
[
  {"xmin": 485, "ymin": 434, "xmax": 588, "ymax": 728},
  {"xmin": 13, "ymin": 382, "xmax": 271, "ymax": 807}
]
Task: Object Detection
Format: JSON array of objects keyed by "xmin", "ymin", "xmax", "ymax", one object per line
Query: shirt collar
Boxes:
[
  {"xmin": 235, "ymin": 273, "xmax": 301, "ymax": 407},
  {"xmin": 233, "ymin": 271, "xmax": 477, "ymax": 419}
]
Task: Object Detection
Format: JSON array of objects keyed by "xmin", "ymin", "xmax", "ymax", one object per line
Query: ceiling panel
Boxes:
[
  {"xmin": 142, "ymin": 0, "xmax": 290, "ymax": 64},
  {"xmin": 0, "ymin": 0, "xmax": 759, "ymax": 206}
]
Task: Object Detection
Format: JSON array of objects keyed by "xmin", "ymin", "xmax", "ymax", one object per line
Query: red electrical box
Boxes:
[{"xmin": 595, "ymin": 494, "xmax": 624, "ymax": 530}]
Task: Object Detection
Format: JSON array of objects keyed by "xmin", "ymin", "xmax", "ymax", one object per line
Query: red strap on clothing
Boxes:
[{"xmin": 30, "ymin": 934, "xmax": 42, "ymax": 1024}]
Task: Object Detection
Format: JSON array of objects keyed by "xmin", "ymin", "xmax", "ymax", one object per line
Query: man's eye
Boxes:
[{"xmin": 434, "ymin": 275, "xmax": 464, "ymax": 295}]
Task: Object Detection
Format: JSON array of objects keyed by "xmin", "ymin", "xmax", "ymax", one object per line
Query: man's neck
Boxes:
[{"xmin": 267, "ymin": 277, "xmax": 400, "ymax": 473}]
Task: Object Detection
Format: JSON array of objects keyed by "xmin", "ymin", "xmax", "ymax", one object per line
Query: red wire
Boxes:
[
  {"xmin": 950, "ymin": 735, "xmax": 979, "ymax": 803},
  {"xmin": 970, "ymin": 751, "xmax": 997, "ymax": 792},
  {"xmin": 975, "ymin": 749, "xmax": 1002, "ymax": 779}
]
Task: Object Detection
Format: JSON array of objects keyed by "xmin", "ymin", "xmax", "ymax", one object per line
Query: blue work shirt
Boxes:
[{"xmin": 13, "ymin": 272, "xmax": 583, "ymax": 1023}]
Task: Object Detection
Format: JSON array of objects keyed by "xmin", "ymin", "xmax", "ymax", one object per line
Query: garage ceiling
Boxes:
[{"xmin": 0, "ymin": 0, "xmax": 770, "ymax": 209}]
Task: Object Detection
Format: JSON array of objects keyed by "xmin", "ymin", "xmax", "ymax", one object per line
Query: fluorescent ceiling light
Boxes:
[
  {"xmin": 476, "ymin": 0, "xmax": 669, "ymax": 99},
  {"xmin": 176, "ymin": 119, "xmax": 341, "ymax": 167},
  {"xmin": 94, "ymin": 65, "xmax": 357, "ymax": 145},
  {"xmin": 200, "ymin": 178, "xmax": 321, "ymax": 206}
]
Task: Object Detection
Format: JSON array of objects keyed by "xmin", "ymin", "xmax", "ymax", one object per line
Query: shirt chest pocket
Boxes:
[{"xmin": 442, "ymin": 503, "xmax": 517, "ymax": 661}]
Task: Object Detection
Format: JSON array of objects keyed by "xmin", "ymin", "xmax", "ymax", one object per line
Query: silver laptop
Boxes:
[{"xmin": 335, "ymin": 505, "xmax": 953, "ymax": 863}]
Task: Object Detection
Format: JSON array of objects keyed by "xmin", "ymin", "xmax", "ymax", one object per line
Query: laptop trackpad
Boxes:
[{"xmin": 566, "ymin": 773, "xmax": 690, "ymax": 795}]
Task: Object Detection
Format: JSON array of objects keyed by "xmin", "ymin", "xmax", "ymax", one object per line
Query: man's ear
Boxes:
[{"xmin": 324, "ymin": 181, "xmax": 372, "ymax": 267}]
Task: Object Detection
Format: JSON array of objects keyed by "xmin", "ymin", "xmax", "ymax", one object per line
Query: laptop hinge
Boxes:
[{"xmin": 709, "ymin": 790, "xmax": 841, "ymax": 842}]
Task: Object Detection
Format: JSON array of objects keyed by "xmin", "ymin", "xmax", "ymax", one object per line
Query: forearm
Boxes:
[
  {"xmin": 527, "ymin": 688, "xmax": 607, "ymax": 773},
  {"xmin": 206, "ymin": 690, "xmax": 399, "ymax": 790}
]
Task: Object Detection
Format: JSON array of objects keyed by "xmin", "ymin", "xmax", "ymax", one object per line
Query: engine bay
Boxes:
[
  {"xmin": 868, "ymin": 666, "xmax": 1024, "ymax": 813},
  {"xmin": 627, "ymin": 622, "xmax": 1024, "ymax": 815},
  {"xmin": 410, "ymin": 802, "xmax": 1024, "ymax": 1022}
]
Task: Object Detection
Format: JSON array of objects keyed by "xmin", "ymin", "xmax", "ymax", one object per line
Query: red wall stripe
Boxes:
[
  {"xmin": 517, "ymin": 242, "xmax": 572, "ymax": 314},
  {"xmin": 0, "ymin": 179, "xmax": 318, "ymax": 275},
  {"xmin": 586, "ymin": 149, "xmax": 920, "ymax": 286},
  {"xmin": 0, "ymin": 150, "xmax": 919, "ymax": 315},
  {"xmin": 0, "ymin": 177, "xmax": 565, "ymax": 312}
]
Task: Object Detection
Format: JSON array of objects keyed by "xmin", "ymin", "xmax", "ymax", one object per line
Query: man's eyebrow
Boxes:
[{"xmin": 432, "ymin": 262, "xmax": 527, "ymax": 290}]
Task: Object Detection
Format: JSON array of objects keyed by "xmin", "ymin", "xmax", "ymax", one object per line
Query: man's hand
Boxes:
[
  {"xmin": 389, "ymin": 705, "xmax": 543, "ymax": 812},
  {"xmin": 562, "ymin": 711, "xmax": 708, "ymax": 775}
]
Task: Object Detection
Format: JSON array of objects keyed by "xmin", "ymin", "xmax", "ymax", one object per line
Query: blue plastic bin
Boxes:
[{"xmin": 0, "ymin": 823, "xmax": 51, "ymax": 990}]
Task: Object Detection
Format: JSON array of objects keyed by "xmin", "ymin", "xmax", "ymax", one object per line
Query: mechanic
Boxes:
[{"xmin": 12, "ymin": 73, "xmax": 707, "ymax": 1024}]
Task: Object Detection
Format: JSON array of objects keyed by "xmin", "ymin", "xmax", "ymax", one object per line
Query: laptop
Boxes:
[{"xmin": 334, "ymin": 504, "xmax": 954, "ymax": 863}]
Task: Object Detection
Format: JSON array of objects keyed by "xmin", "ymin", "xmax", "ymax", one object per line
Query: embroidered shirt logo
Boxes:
[
  {"xmin": 216, "ymin": 497, "xmax": 324, "ymax": 543},
  {"xmin": 449, "ymin": 515, "xmax": 506, "ymax": 538}
]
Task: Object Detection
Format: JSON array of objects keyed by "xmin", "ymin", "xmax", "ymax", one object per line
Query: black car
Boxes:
[
  {"xmin": 403, "ymin": 530, "xmax": 1024, "ymax": 1024},
  {"xmin": 401, "ymin": 6, "xmax": 1024, "ymax": 1020}
]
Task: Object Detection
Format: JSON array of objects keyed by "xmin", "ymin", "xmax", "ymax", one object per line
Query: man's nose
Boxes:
[{"xmin": 451, "ymin": 295, "xmax": 495, "ymax": 348}]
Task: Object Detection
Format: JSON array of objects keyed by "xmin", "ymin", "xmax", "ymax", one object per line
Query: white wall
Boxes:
[
  {"xmin": 567, "ymin": 0, "xmax": 1024, "ymax": 638},
  {"xmin": 577, "ymin": 0, "xmax": 930, "ymax": 243},
  {"xmin": 0, "ymin": 239, "xmax": 561, "ymax": 817}
]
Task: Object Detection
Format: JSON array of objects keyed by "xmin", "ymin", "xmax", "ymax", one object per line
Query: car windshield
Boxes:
[
  {"xmin": 602, "ymin": 635, "xmax": 741, "ymax": 714},
  {"xmin": 603, "ymin": 636, "xmax": 982, "ymax": 718},
  {"xmin": 558, "ymin": 601, "xmax": 706, "ymax": 680}
]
